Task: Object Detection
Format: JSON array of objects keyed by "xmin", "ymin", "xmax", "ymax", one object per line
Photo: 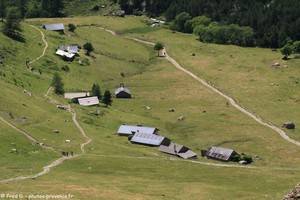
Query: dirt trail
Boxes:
[
  {"xmin": 125, "ymin": 37, "xmax": 300, "ymax": 147},
  {"xmin": 28, "ymin": 25, "xmax": 48, "ymax": 65}
]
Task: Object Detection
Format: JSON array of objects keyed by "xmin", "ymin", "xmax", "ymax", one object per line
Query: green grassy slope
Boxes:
[
  {"xmin": 0, "ymin": 16, "xmax": 300, "ymax": 199},
  {"xmin": 126, "ymin": 28, "xmax": 300, "ymax": 142}
]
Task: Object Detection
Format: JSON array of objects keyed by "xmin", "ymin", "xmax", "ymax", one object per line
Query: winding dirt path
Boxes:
[{"xmin": 28, "ymin": 25, "xmax": 48, "ymax": 65}]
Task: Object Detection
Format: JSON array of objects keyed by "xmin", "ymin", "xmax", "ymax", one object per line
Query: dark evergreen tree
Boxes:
[
  {"xmin": 51, "ymin": 73, "xmax": 65, "ymax": 95},
  {"xmin": 91, "ymin": 83, "xmax": 102, "ymax": 100},
  {"xmin": 102, "ymin": 90, "xmax": 112, "ymax": 106}
]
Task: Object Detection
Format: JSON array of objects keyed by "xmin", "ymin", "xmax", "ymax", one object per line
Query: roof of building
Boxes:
[
  {"xmin": 178, "ymin": 150, "xmax": 197, "ymax": 159},
  {"xmin": 115, "ymin": 86, "xmax": 131, "ymax": 96},
  {"xmin": 64, "ymin": 92, "xmax": 90, "ymax": 99},
  {"xmin": 78, "ymin": 96, "xmax": 99, "ymax": 106},
  {"xmin": 43, "ymin": 23, "xmax": 65, "ymax": 31},
  {"xmin": 56, "ymin": 49, "xmax": 75, "ymax": 59},
  {"xmin": 59, "ymin": 45, "xmax": 79, "ymax": 54},
  {"xmin": 206, "ymin": 146, "xmax": 235, "ymax": 161},
  {"xmin": 117, "ymin": 125, "xmax": 157, "ymax": 135},
  {"xmin": 159, "ymin": 142, "xmax": 197, "ymax": 159},
  {"xmin": 130, "ymin": 132, "xmax": 165, "ymax": 146},
  {"xmin": 159, "ymin": 142, "xmax": 185, "ymax": 155}
]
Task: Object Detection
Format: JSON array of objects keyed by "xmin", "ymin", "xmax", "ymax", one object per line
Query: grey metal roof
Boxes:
[
  {"xmin": 130, "ymin": 132, "xmax": 165, "ymax": 146},
  {"xmin": 178, "ymin": 150, "xmax": 197, "ymax": 159},
  {"xmin": 159, "ymin": 142, "xmax": 185, "ymax": 155},
  {"xmin": 206, "ymin": 146, "xmax": 235, "ymax": 161},
  {"xmin": 115, "ymin": 87, "xmax": 131, "ymax": 95},
  {"xmin": 159, "ymin": 142, "xmax": 197, "ymax": 159},
  {"xmin": 117, "ymin": 125, "xmax": 157, "ymax": 136},
  {"xmin": 43, "ymin": 23, "xmax": 65, "ymax": 31},
  {"xmin": 59, "ymin": 45, "xmax": 79, "ymax": 54},
  {"xmin": 78, "ymin": 96, "xmax": 99, "ymax": 106}
]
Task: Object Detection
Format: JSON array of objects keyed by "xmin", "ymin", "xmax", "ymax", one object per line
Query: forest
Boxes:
[
  {"xmin": 0, "ymin": 0, "xmax": 299, "ymax": 48},
  {"xmin": 115, "ymin": 0, "xmax": 300, "ymax": 48}
]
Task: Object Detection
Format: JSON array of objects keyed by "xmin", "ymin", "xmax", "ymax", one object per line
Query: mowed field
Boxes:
[{"xmin": 0, "ymin": 16, "xmax": 299, "ymax": 199}]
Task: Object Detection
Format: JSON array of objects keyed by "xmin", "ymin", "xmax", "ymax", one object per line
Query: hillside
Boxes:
[{"xmin": 0, "ymin": 16, "xmax": 299, "ymax": 199}]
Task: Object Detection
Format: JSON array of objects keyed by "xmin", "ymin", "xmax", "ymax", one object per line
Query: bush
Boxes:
[
  {"xmin": 68, "ymin": 23, "xmax": 76, "ymax": 32},
  {"xmin": 83, "ymin": 42, "xmax": 94, "ymax": 56}
]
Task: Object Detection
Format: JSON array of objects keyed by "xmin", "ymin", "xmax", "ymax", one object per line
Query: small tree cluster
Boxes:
[
  {"xmin": 194, "ymin": 23, "xmax": 255, "ymax": 46},
  {"xmin": 90, "ymin": 83, "xmax": 112, "ymax": 107},
  {"xmin": 171, "ymin": 13, "xmax": 255, "ymax": 47}
]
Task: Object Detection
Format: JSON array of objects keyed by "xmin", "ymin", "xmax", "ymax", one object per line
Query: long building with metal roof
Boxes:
[
  {"xmin": 129, "ymin": 132, "xmax": 168, "ymax": 146},
  {"xmin": 117, "ymin": 125, "xmax": 158, "ymax": 136},
  {"xmin": 206, "ymin": 146, "xmax": 237, "ymax": 161},
  {"xmin": 43, "ymin": 23, "xmax": 65, "ymax": 31}
]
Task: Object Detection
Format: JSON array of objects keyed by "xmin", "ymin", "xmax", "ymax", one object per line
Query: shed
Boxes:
[
  {"xmin": 129, "ymin": 132, "xmax": 169, "ymax": 146},
  {"xmin": 78, "ymin": 96, "xmax": 99, "ymax": 106},
  {"xmin": 206, "ymin": 146, "xmax": 238, "ymax": 161},
  {"xmin": 159, "ymin": 142, "xmax": 197, "ymax": 159},
  {"xmin": 117, "ymin": 125, "xmax": 158, "ymax": 136},
  {"xmin": 115, "ymin": 84, "xmax": 132, "ymax": 98},
  {"xmin": 43, "ymin": 23, "xmax": 65, "ymax": 31},
  {"xmin": 56, "ymin": 49, "xmax": 75, "ymax": 61},
  {"xmin": 64, "ymin": 92, "xmax": 90, "ymax": 100},
  {"xmin": 159, "ymin": 48, "xmax": 166, "ymax": 57}
]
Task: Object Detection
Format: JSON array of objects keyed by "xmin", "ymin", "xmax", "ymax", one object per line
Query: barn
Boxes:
[
  {"xmin": 129, "ymin": 132, "xmax": 169, "ymax": 146},
  {"xmin": 159, "ymin": 142, "xmax": 197, "ymax": 159},
  {"xmin": 43, "ymin": 23, "xmax": 65, "ymax": 32},
  {"xmin": 78, "ymin": 96, "xmax": 99, "ymax": 106},
  {"xmin": 205, "ymin": 146, "xmax": 238, "ymax": 161},
  {"xmin": 115, "ymin": 84, "xmax": 131, "ymax": 98},
  {"xmin": 117, "ymin": 125, "xmax": 158, "ymax": 136}
]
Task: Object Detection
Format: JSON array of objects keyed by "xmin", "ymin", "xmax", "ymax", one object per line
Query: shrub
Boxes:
[
  {"xmin": 83, "ymin": 42, "xmax": 94, "ymax": 56},
  {"xmin": 68, "ymin": 23, "xmax": 76, "ymax": 32}
]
